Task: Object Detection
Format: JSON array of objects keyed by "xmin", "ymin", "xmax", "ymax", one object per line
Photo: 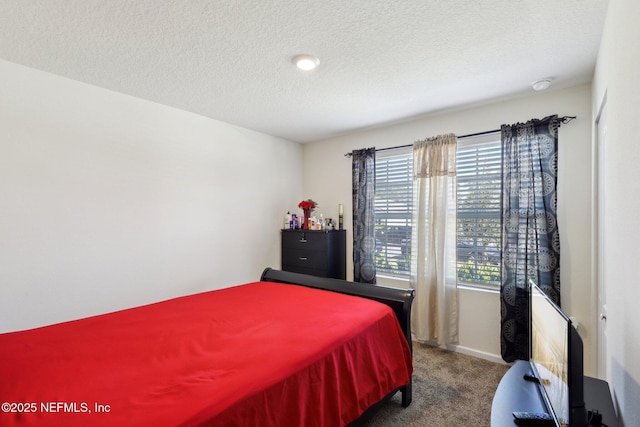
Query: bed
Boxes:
[{"xmin": 0, "ymin": 268, "xmax": 414, "ymax": 427}]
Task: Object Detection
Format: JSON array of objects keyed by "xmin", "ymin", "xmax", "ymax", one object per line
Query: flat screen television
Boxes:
[{"xmin": 529, "ymin": 282, "xmax": 588, "ymax": 427}]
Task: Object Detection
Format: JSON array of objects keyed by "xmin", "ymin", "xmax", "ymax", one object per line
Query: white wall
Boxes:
[
  {"xmin": 0, "ymin": 60, "xmax": 302, "ymax": 333},
  {"xmin": 303, "ymin": 84, "xmax": 595, "ymax": 368},
  {"xmin": 592, "ymin": 0, "xmax": 640, "ymax": 425}
]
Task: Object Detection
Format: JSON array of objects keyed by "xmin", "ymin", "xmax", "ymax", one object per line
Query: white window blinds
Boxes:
[
  {"xmin": 374, "ymin": 148, "xmax": 413, "ymax": 275},
  {"xmin": 456, "ymin": 133, "xmax": 502, "ymax": 286}
]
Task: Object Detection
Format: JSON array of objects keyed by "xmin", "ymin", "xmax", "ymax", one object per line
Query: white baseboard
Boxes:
[{"xmin": 446, "ymin": 344, "xmax": 509, "ymax": 365}]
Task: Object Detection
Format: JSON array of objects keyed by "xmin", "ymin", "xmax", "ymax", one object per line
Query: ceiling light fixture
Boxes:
[
  {"xmin": 531, "ymin": 79, "xmax": 552, "ymax": 91},
  {"xmin": 292, "ymin": 54, "xmax": 320, "ymax": 71}
]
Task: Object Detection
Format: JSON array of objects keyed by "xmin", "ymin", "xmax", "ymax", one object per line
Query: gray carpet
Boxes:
[{"xmin": 365, "ymin": 343, "xmax": 510, "ymax": 427}]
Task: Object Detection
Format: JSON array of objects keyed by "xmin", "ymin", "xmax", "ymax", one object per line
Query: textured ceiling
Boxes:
[{"xmin": 0, "ymin": 1, "xmax": 609, "ymax": 143}]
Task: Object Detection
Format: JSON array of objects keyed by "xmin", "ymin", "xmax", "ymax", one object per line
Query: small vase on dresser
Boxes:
[{"xmin": 302, "ymin": 208, "xmax": 311, "ymax": 229}]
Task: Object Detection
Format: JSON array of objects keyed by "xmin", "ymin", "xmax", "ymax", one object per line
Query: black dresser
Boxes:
[{"xmin": 281, "ymin": 229, "xmax": 346, "ymax": 279}]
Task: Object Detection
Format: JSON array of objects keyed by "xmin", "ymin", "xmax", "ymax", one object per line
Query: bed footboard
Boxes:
[{"xmin": 260, "ymin": 267, "xmax": 415, "ymax": 407}]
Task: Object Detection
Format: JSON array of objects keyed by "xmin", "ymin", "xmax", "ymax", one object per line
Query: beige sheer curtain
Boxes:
[{"xmin": 410, "ymin": 133, "xmax": 459, "ymax": 345}]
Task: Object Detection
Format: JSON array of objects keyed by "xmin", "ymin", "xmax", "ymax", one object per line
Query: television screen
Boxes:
[{"xmin": 530, "ymin": 283, "xmax": 570, "ymax": 426}]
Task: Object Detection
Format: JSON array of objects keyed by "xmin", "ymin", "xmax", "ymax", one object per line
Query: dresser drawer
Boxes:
[
  {"xmin": 279, "ymin": 265, "xmax": 327, "ymax": 277},
  {"xmin": 282, "ymin": 248, "xmax": 328, "ymax": 270},
  {"xmin": 281, "ymin": 231, "xmax": 327, "ymax": 250}
]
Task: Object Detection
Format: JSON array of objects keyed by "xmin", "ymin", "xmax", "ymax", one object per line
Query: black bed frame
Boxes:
[{"xmin": 260, "ymin": 268, "xmax": 415, "ymax": 415}]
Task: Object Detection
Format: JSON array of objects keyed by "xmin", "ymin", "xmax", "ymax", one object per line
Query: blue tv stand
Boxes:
[{"xmin": 491, "ymin": 360, "xmax": 618, "ymax": 427}]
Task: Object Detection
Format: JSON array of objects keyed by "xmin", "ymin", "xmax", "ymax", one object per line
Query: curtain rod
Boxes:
[{"xmin": 344, "ymin": 115, "xmax": 576, "ymax": 157}]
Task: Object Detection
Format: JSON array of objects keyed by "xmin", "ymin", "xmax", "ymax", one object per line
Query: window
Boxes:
[
  {"xmin": 374, "ymin": 148, "xmax": 413, "ymax": 275},
  {"xmin": 456, "ymin": 133, "xmax": 502, "ymax": 287},
  {"xmin": 373, "ymin": 133, "xmax": 502, "ymax": 285}
]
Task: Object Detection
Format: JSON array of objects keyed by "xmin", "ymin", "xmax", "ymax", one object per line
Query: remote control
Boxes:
[
  {"xmin": 523, "ymin": 372, "xmax": 540, "ymax": 383},
  {"xmin": 512, "ymin": 411, "xmax": 554, "ymax": 425}
]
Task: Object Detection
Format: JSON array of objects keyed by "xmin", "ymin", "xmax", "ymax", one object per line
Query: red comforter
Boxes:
[{"xmin": 0, "ymin": 281, "xmax": 412, "ymax": 427}]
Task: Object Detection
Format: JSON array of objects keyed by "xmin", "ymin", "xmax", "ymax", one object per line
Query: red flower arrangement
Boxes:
[{"xmin": 298, "ymin": 199, "xmax": 318, "ymax": 211}]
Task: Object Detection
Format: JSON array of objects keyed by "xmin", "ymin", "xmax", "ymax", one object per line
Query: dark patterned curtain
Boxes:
[
  {"xmin": 352, "ymin": 148, "xmax": 376, "ymax": 283},
  {"xmin": 501, "ymin": 115, "xmax": 561, "ymax": 363}
]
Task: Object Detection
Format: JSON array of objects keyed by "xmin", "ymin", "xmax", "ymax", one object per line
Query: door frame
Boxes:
[{"xmin": 594, "ymin": 92, "xmax": 609, "ymax": 381}]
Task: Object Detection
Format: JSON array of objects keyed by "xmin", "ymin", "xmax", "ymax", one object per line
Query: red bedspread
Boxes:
[{"xmin": 0, "ymin": 281, "xmax": 412, "ymax": 427}]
